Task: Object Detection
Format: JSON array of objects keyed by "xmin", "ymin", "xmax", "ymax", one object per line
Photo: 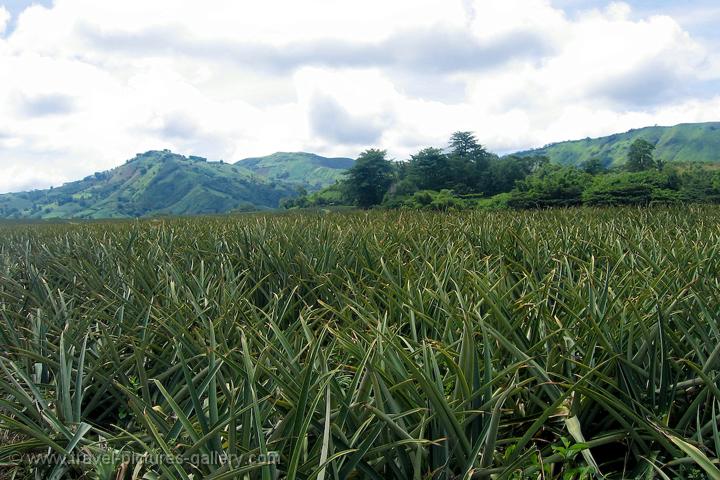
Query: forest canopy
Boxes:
[{"xmin": 283, "ymin": 134, "xmax": 720, "ymax": 210}]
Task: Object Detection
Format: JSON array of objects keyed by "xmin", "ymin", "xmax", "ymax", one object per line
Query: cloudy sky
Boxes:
[{"xmin": 1, "ymin": 0, "xmax": 719, "ymax": 193}]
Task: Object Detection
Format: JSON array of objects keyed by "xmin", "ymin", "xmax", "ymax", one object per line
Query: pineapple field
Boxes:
[{"xmin": 1, "ymin": 208, "xmax": 720, "ymax": 479}]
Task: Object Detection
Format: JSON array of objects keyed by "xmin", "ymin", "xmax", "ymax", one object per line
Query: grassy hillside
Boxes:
[
  {"xmin": 237, "ymin": 152, "xmax": 353, "ymax": 190},
  {"xmin": 515, "ymin": 122, "xmax": 720, "ymax": 167},
  {"xmin": 0, "ymin": 150, "xmax": 296, "ymax": 219}
]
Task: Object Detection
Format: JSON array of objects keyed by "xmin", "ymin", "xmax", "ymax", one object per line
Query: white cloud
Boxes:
[
  {"xmin": 605, "ymin": 2, "xmax": 632, "ymax": 20},
  {"xmin": 0, "ymin": 0, "xmax": 718, "ymax": 192},
  {"xmin": 0, "ymin": 7, "xmax": 9, "ymax": 36}
]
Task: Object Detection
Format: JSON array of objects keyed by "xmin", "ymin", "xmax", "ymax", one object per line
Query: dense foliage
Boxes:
[
  {"xmin": 1, "ymin": 209, "xmax": 720, "ymax": 479},
  {"xmin": 343, "ymin": 149, "xmax": 395, "ymax": 208},
  {"xmin": 289, "ymin": 132, "xmax": 720, "ymax": 211}
]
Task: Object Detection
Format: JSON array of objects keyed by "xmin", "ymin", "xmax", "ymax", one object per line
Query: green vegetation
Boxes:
[
  {"xmin": 2, "ymin": 208, "xmax": 720, "ymax": 479},
  {"xmin": 2, "ymin": 122, "xmax": 719, "ymax": 220},
  {"xmin": 0, "ymin": 151, "xmax": 296, "ymax": 219},
  {"xmin": 506, "ymin": 165, "xmax": 592, "ymax": 208},
  {"xmin": 290, "ymin": 129, "xmax": 720, "ymax": 211},
  {"xmin": 344, "ymin": 149, "xmax": 395, "ymax": 208},
  {"xmin": 515, "ymin": 122, "xmax": 720, "ymax": 168},
  {"xmin": 581, "ymin": 170, "xmax": 680, "ymax": 206},
  {"xmin": 289, "ymin": 132, "xmax": 549, "ymax": 210},
  {"xmin": 236, "ymin": 152, "xmax": 353, "ymax": 190},
  {"xmin": 279, "ymin": 184, "xmax": 351, "ymax": 211},
  {"xmin": 627, "ymin": 139, "xmax": 660, "ymax": 172},
  {"xmin": 0, "ymin": 151, "xmax": 353, "ymax": 220}
]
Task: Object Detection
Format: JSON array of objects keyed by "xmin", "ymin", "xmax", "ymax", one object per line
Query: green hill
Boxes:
[
  {"xmin": 0, "ymin": 150, "xmax": 297, "ymax": 219},
  {"xmin": 514, "ymin": 122, "xmax": 720, "ymax": 168},
  {"xmin": 237, "ymin": 152, "xmax": 353, "ymax": 190}
]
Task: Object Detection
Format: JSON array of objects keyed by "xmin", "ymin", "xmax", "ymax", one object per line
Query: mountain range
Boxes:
[
  {"xmin": 237, "ymin": 152, "xmax": 354, "ymax": 190},
  {"xmin": 515, "ymin": 122, "xmax": 720, "ymax": 167},
  {"xmin": 1, "ymin": 122, "xmax": 719, "ymax": 219},
  {"xmin": 0, "ymin": 151, "xmax": 351, "ymax": 219}
]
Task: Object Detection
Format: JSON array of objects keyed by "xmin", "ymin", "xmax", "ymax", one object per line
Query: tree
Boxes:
[
  {"xmin": 581, "ymin": 157, "xmax": 606, "ymax": 175},
  {"xmin": 678, "ymin": 166, "xmax": 720, "ymax": 203},
  {"xmin": 485, "ymin": 155, "xmax": 547, "ymax": 196},
  {"xmin": 582, "ymin": 170, "xmax": 681, "ymax": 206},
  {"xmin": 408, "ymin": 147, "xmax": 450, "ymax": 191},
  {"xmin": 627, "ymin": 139, "xmax": 656, "ymax": 172},
  {"xmin": 345, "ymin": 149, "xmax": 394, "ymax": 208},
  {"xmin": 508, "ymin": 165, "xmax": 591, "ymax": 208},
  {"xmin": 449, "ymin": 131, "xmax": 483, "ymax": 158},
  {"xmin": 447, "ymin": 131, "xmax": 493, "ymax": 194}
]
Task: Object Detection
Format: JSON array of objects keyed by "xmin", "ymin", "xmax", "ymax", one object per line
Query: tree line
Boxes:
[{"xmin": 282, "ymin": 133, "xmax": 720, "ymax": 210}]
